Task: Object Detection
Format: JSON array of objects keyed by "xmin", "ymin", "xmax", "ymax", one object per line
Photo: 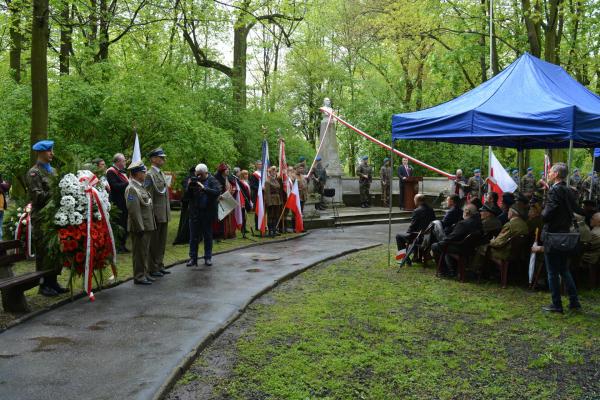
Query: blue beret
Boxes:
[
  {"xmin": 148, "ymin": 148, "xmax": 166, "ymax": 158},
  {"xmin": 527, "ymin": 167, "xmax": 533, "ymax": 171},
  {"xmin": 473, "ymin": 169, "xmax": 480, "ymax": 173},
  {"xmin": 383, "ymin": 157, "xmax": 390, "ymax": 162},
  {"xmin": 315, "ymin": 156, "xmax": 322, "ymax": 161},
  {"xmin": 574, "ymin": 168, "xmax": 579, "ymax": 172},
  {"xmin": 32, "ymin": 140, "xmax": 54, "ymax": 151},
  {"xmin": 512, "ymin": 169, "xmax": 518, "ymax": 174},
  {"xmin": 299, "ymin": 156, "xmax": 306, "ymax": 162},
  {"xmin": 362, "ymin": 156, "xmax": 369, "ymax": 160}
]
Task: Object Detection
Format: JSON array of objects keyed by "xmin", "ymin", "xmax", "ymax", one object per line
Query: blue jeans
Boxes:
[
  {"xmin": 544, "ymin": 251, "xmax": 580, "ymax": 309},
  {"xmin": 0, "ymin": 211, "xmax": 4, "ymax": 241},
  {"xmin": 189, "ymin": 214, "xmax": 213, "ymax": 261}
]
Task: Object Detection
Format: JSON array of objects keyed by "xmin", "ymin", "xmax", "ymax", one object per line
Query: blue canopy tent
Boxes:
[{"xmin": 391, "ymin": 53, "xmax": 600, "ymax": 149}]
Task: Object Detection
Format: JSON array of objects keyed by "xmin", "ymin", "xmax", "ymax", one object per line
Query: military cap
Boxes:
[
  {"xmin": 527, "ymin": 167, "xmax": 533, "ymax": 171},
  {"xmin": 510, "ymin": 205, "xmax": 526, "ymax": 218},
  {"xmin": 316, "ymin": 156, "xmax": 322, "ymax": 161},
  {"xmin": 32, "ymin": 140, "xmax": 54, "ymax": 151},
  {"xmin": 512, "ymin": 169, "xmax": 518, "ymax": 174},
  {"xmin": 361, "ymin": 155, "xmax": 369, "ymax": 160},
  {"xmin": 128, "ymin": 160, "xmax": 146, "ymax": 174},
  {"xmin": 479, "ymin": 204, "xmax": 494, "ymax": 213},
  {"xmin": 383, "ymin": 157, "xmax": 390, "ymax": 163},
  {"xmin": 473, "ymin": 168, "xmax": 481, "ymax": 173},
  {"xmin": 148, "ymin": 148, "xmax": 166, "ymax": 158},
  {"xmin": 299, "ymin": 156, "xmax": 306, "ymax": 162}
]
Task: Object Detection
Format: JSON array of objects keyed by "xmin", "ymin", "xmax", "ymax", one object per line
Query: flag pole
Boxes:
[
  {"xmin": 479, "ymin": 145, "xmax": 485, "ymax": 198},
  {"xmin": 567, "ymin": 140, "xmax": 574, "ymax": 186},
  {"xmin": 387, "ymin": 137, "xmax": 394, "ymax": 269}
]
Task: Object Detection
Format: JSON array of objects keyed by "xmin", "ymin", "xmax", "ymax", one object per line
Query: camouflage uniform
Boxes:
[{"xmin": 357, "ymin": 163, "xmax": 373, "ymax": 206}]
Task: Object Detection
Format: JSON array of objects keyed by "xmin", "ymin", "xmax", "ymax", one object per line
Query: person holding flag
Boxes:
[
  {"xmin": 264, "ymin": 166, "xmax": 283, "ymax": 237},
  {"xmin": 255, "ymin": 140, "xmax": 270, "ymax": 236},
  {"xmin": 284, "ymin": 168, "xmax": 305, "ymax": 233}
]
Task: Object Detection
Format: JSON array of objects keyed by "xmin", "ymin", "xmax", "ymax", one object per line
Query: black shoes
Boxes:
[
  {"xmin": 48, "ymin": 281, "xmax": 69, "ymax": 294},
  {"xmin": 150, "ymin": 271, "xmax": 164, "ymax": 278},
  {"xmin": 568, "ymin": 303, "xmax": 582, "ymax": 311},
  {"xmin": 542, "ymin": 304, "xmax": 564, "ymax": 313},
  {"xmin": 205, "ymin": 259, "xmax": 213, "ymax": 267},
  {"xmin": 160, "ymin": 268, "xmax": 171, "ymax": 274},
  {"xmin": 186, "ymin": 259, "xmax": 198, "ymax": 267},
  {"xmin": 134, "ymin": 278, "xmax": 152, "ymax": 285},
  {"xmin": 39, "ymin": 285, "xmax": 58, "ymax": 297}
]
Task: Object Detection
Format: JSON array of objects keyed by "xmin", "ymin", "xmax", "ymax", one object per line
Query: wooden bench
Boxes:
[{"xmin": 0, "ymin": 240, "xmax": 51, "ymax": 313}]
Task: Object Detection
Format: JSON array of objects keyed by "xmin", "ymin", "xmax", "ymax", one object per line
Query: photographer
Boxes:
[{"xmin": 185, "ymin": 164, "xmax": 221, "ymax": 267}]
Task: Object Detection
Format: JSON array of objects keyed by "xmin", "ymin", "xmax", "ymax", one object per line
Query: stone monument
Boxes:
[{"xmin": 318, "ymin": 98, "xmax": 344, "ymax": 204}]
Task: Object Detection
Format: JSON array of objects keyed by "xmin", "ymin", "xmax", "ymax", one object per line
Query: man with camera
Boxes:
[{"xmin": 186, "ymin": 164, "xmax": 221, "ymax": 267}]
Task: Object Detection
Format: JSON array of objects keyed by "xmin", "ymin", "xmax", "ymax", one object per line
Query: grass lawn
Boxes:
[
  {"xmin": 0, "ymin": 210, "xmax": 299, "ymax": 329},
  {"xmin": 171, "ymin": 247, "xmax": 600, "ymax": 400}
]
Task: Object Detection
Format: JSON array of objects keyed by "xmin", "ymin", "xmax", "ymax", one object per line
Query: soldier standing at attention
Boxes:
[
  {"xmin": 145, "ymin": 148, "xmax": 171, "ymax": 278},
  {"xmin": 126, "ymin": 161, "xmax": 156, "ymax": 285},
  {"xmin": 26, "ymin": 140, "xmax": 68, "ymax": 296},
  {"xmin": 467, "ymin": 169, "xmax": 486, "ymax": 199},
  {"xmin": 311, "ymin": 156, "xmax": 327, "ymax": 210},
  {"xmin": 380, "ymin": 158, "xmax": 392, "ymax": 207},
  {"xmin": 357, "ymin": 156, "xmax": 373, "ymax": 208},
  {"xmin": 521, "ymin": 167, "xmax": 536, "ymax": 197}
]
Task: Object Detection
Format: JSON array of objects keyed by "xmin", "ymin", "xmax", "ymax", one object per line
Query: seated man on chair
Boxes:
[
  {"xmin": 488, "ymin": 205, "xmax": 529, "ymax": 263},
  {"xmin": 432, "ymin": 204, "xmax": 482, "ymax": 277},
  {"xmin": 395, "ymin": 194, "xmax": 436, "ymax": 263},
  {"xmin": 581, "ymin": 212, "xmax": 600, "ymax": 288}
]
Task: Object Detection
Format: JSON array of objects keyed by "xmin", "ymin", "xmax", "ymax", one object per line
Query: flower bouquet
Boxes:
[{"xmin": 51, "ymin": 170, "xmax": 117, "ymax": 301}]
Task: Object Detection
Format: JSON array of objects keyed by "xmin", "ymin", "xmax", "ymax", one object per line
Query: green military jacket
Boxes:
[
  {"xmin": 521, "ymin": 174, "xmax": 536, "ymax": 193},
  {"xmin": 264, "ymin": 176, "xmax": 283, "ymax": 207},
  {"xmin": 145, "ymin": 166, "xmax": 171, "ymax": 224},
  {"xmin": 126, "ymin": 179, "xmax": 157, "ymax": 233},
  {"xmin": 380, "ymin": 166, "xmax": 392, "ymax": 186},
  {"xmin": 357, "ymin": 164, "xmax": 372, "ymax": 185},
  {"xmin": 467, "ymin": 176, "xmax": 486, "ymax": 195},
  {"xmin": 25, "ymin": 163, "xmax": 56, "ymax": 221},
  {"xmin": 583, "ymin": 226, "xmax": 600, "ymax": 265},
  {"xmin": 489, "ymin": 216, "xmax": 529, "ymax": 261}
]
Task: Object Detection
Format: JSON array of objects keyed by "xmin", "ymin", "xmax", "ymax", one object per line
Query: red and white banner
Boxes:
[
  {"xmin": 234, "ymin": 181, "xmax": 243, "ymax": 229},
  {"xmin": 487, "ymin": 149, "xmax": 518, "ymax": 198},
  {"xmin": 14, "ymin": 203, "xmax": 34, "ymax": 258},
  {"xmin": 284, "ymin": 179, "xmax": 304, "ymax": 233},
  {"xmin": 544, "ymin": 154, "xmax": 551, "ymax": 181},
  {"xmin": 256, "ymin": 140, "xmax": 269, "ymax": 235},
  {"xmin": 79, "ymin": 174, "xmax": 117, "ymax": 301},
  {"xmin": 396, "ymin": 248, "xmax": 406, "ymax": 262},
  {"xmin": 278, "ymin": 139, "xmax": 289, "ymax": 195}
]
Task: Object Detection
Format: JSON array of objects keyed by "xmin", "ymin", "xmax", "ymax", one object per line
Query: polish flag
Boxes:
[
  {"xmin": 487, "ymin": 150, "xmax": 518, "ymax": 198},
  {"xmin": 284, "ymin": 179, "xmax": 304, "ymax": 233},
  {"xmin": 544, "ymin": 154, "xmax": 551, "ymax": 181},
  {"xmin": 278, "ymin": 139, "xmax": 289, "ymax": 194},
  {"xmin": 395, "ymin": 248, "xmax": 406, "ymax": 262},
  {"xmin": 256, "ymin": 140, "xmax": 269, "ymax": 235}
]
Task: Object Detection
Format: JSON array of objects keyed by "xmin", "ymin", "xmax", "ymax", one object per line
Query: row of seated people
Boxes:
[{"xmin": 396, "ymin": 193, "xmax": 600, "ymax": 289}]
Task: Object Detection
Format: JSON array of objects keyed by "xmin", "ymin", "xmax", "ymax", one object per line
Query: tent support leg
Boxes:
[
  {"xmin": 567, "ymin": 140, "xmax": 574, "ymax": 186},
  {"xmin": 479, "ymin": 145, "xmax": 485, "ymax": 198},
  {"xmin": 388, "ymin": 139, "xmax": 395, "ymax": 269},
  {"xmin": 517, "ymin": 148, "xmax": 522, "ymax": 191}
]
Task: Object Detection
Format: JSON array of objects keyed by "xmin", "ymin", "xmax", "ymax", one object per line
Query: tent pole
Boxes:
[
  {"xmin": 479, "ymin": 145, "xmax": 484, "ymax": 198},
  {"xmin": 567, "ymin": 140, "xmax": 574, "ymax": 186},
  {"xmin": 387, "ymin": 138, "xmax": 395, "ymax": 269},
  {"xmin": 517, "ymin": 148, "xmax": 522, "ymax": 191}
]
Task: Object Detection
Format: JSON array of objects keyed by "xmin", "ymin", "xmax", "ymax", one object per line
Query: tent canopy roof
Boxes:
[{"xmin": 391, "ymin": 53, "xmax": 600, "ymax": 149}]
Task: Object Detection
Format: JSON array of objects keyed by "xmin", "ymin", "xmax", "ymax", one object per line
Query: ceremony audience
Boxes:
[
  {"xmin": 214, "ymin": 163, "xmax": 237, "ymax": 239},
  {"xmin": 107, "ymin": 153, "xmax": 130, "ymax": 253},
  {"xmin": 395, "ymin": 194, "xmax": 436, "ymax": 261}
]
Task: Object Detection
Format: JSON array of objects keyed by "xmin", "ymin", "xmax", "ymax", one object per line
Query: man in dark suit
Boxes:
[
  {"xmin": 432, "ymin": 203, "xmax": 482, "ymax": 276},
  {"xmin": 395, "ymin": 194, "xmax": 436, "ymax": 262},
  {"xmin": 106, "ymin": 153, "xmax": 130, "ymax": 253},
  {"xmin": 398, "ymin": 157, "xmax": 412, "ymax": 209}
]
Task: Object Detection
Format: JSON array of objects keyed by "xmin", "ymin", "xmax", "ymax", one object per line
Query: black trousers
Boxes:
[
  {"xmin": 395, "ymin": 232, "xmax": 416, "ymax": 250},
  {"xmin": 189, "ymin": 213, "xmax": 213, "ymax": 261}
]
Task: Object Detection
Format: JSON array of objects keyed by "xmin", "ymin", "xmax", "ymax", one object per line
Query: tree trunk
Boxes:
[
  {"xmin": 232, "ymin": 23, "xmax": 250, "ymax": 112},
  {"xmin": 7, "ymin": 0, "xmax": 22, "ymax": 82},
  {"xmin": 543, "ymin": 0, "xmax": 563, "ymax": 64},
  {"xmin": 59, "ymin": 2, "xmax": 72, "ymax": 75},
  {"xmin": 31, "ymin": 0, "xmax": 49, "ymax": 164},
  {"xmin": 479, "ymin": 0, "xmax": 487, "ymax": 83},
  {"xmin": 521, "ymin": 0, "xmax": 542, "ymax": 57},
  {"xmin": 96, "ymin": 0, "xmax": 109, "ymax": 61}
]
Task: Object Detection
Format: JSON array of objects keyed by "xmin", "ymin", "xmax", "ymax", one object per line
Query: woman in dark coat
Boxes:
[{"xmin": 173, "ymin": 167, "xmax": 195, "ymax": 245}]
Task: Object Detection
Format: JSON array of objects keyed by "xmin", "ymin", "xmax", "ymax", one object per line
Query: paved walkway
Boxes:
[{"xmin": 0, "ymin": 224, "xmax": 401, "ymax": 400}]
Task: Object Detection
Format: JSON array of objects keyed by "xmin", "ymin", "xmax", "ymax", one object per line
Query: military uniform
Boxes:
[
  {"xmin": 520, "ymin": 173, "xmax": 536, "ymax": 195},
  {"xmin": 357, "ymin": 160, "xmax": 373, "ymax": 207},
  {"xmin": 489, "ymin": 215, "xmax": 529, "ymax": 261},
  {"xmin": 467, "ymin": 175, "xmax": 486, "ymax": 197},
  {"xmin": 126, "ymin": 172, "xmax": 157, "ymax": 281},
  {"xmin": 145, "ymin": 150, "xmax": 171, "ymax": 275},
  {"xmin": 312, "ymin": 160, "xmax": 327, "ymax": 209},
  {"xmin": 264, "ymin": 175, "xmax": 283, "ymax": 235},
  {"xmin": 583, "ymin": 175, "xmax": 600, "ymax": 204},
  {"xmin": 380, "ymin": 162, "xmax": 392, "ymax": 207},
  {"xmin": 26, "ymin": 162, "xmax": 56, "ymax": 273}
]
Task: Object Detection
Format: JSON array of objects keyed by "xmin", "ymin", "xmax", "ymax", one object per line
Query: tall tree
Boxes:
[
  {"xmin": 7, "ymin": 0, "xmax": 23, "ymax": 82},
  {"xmin": 30, "ymin": 0, "xmax": 49, "ymax": 163}
]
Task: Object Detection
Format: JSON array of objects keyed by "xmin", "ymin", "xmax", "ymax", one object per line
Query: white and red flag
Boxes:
[
  {"xmin": 284, "ymin": 179, "xmax": 304, "ymax": 233},
  {"xmin": 486, "ymin": 149, "xmax": 518, "ymax": 198},
  {"xmin": 544, "ymin": 153, "xmax": 551, "ymax": 180},
  {"xmin": 395, "ymin": 248, "xmax": 406, "ymax": 262},
  {"xmin": 256, "ymin": 140, "xmax": 270, "ymax": 235},
  {"xmin": 234, "ymin": 180, "xmax": 243, "ymax": 229}
]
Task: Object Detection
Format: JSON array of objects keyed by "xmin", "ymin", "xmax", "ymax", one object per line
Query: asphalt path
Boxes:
[{"xmin": 0, "ymin": 223, "xmax": 404, "ymax": 400}]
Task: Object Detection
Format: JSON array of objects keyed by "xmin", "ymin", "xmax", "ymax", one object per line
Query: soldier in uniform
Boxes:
[
  {"xmin": 145, "ymin": 148, "xmax": 172, "ymax": 278},
  {"xmin": 583, "ymin": 171, "xmax": 600, "ymax": 204},
  {"xmin": 511, "ymin": 169, "xmax": 520, "ymax": 185},
  {"xmin": 295, "ymin": 163, "xmax": 308, "ymax": 212},
  {"xmin": 357, "ymin": 156, "xmax": 373, "ymax": 208},
  {"xmin": 380, "ymin": 158, "xmax": 392, "ymax": 207},
  {"xmin": 125, "ymin": 161, "xmax": 156, "ymax": 285},
  {"xmin": 264, "ymin": 166, "xmax": 283, "ymax": 237},
  {"xmin": 467, "ymin": 169, "xmax": 486, "ymax": 199},
  {"xmin": 311, "ymin": 156, "xmax": 327, "ymax": 210},
  {"xmin": 26, "ymin": 140, "xmax": 68, "ymax": 296},
  {"xmin": 521, "ymin": 167, "xmax": 536, "ymax": 197}
]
